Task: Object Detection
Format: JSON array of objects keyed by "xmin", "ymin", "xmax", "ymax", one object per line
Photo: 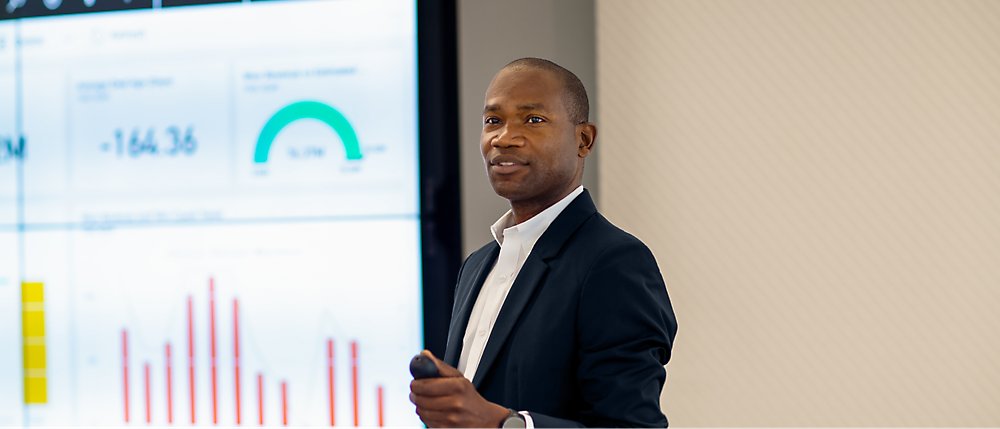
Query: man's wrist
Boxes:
[
  {"xmin": 498, "ymin": 408, "xmax": 527, "ymax": 428},
  {"xmin": 491, "ymin": 404, "xmax": 513, "ymax": 428}
]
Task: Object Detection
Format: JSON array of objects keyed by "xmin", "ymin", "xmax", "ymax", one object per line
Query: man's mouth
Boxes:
[
  {"xmin": 489, "ymin": 156, "xmax": 528, "ymax": 174},
  {"xmin": 491, "ymin": 163, "xmax": 525, "ymax": 174}
]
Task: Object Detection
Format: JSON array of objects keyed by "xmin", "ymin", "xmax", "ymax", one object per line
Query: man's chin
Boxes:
[{"xmin": 488, "ymin": 181, "xmax": 527, "ymax": 202}]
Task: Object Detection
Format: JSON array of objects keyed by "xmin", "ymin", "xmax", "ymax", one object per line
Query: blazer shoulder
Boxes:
[
  {"xmin": 455, "ymin": 241, "xmax": 500, "ymax": 287},
  {"xmin": 464, "ymin": 240, "xmax": 500, "ymax": 264},
  {"xmin": 573, "ymin": 212, "xmax": 656, "ymax": 258}
]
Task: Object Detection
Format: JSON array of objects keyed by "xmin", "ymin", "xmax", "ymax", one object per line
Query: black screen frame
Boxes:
[{"xmin": 416, "ymin": 0, "xmax": 461, "ymax": 357}]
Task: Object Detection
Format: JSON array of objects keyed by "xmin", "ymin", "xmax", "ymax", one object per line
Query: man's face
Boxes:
[{"xmin": 481, "ymin": 67, "xmax": 586, "ymax": 207}]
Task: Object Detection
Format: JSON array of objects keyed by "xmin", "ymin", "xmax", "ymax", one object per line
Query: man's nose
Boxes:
[{"xmin": 493, "ymin": 124, "xmax": 524, "ymax": 147}]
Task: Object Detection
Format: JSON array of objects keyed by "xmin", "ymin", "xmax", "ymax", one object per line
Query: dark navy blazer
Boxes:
[{"xmin": 444, "ymin": 190, "xmax": 678, "ymax": 427}]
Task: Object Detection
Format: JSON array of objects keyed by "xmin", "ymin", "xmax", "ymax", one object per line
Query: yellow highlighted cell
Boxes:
[
  {"xmin": 22, "ymin": 282, "xmax": 44, "ymax": 302},
  {"xmin": 24, "ymin": 344, "xmax": 47, "ymax": 368},
  {"xmin": 22, "ymin": 281, "xmax": 47, "ymax": 405},
  {"xmin": 24, "ymin": 377, "xmax": 47, "ymax": 404},
  {"xmin": 22, "ymin": 312, "xmax": 45, "ymax": 337}
]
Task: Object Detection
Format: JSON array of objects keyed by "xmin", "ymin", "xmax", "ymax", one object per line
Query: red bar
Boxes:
[
  {"xmin": 209, "ymin": 278, "xmax": 219, "ymax": 425},
  {"xmin": 233, "ymin": 299, "xmax": 242, "ymax": 425},
  {"xmin": 187, "ymin": 295, "xmax": 196, "ymax": 424},
  {"xmin": 281, "ymin": 381, "xmax": 288, "ymax": 427},
  {"xmin": 327, "ymin": 339, "xmax": 335, "ymax": 427},
  {"xmin": 144, "ymin": 362, "xmax": 152, "ymax": 424},
  {"xmin": 377, "ymin": 385, "xmax": 384, "ymax": 427},
  {"xmin": 351, "ymin": 341, "xmax": 359, "ymax": 427},
  {"xmin": 122, "ymin": 329, "xmax": 130, "ymax": 424},
  {"xmin": 256, "ymin": 373, "xmax": 264, "ymax": 426},
  {"xmin": 166, "ymin": 343, "xmax": 173, "ymax": 424}
]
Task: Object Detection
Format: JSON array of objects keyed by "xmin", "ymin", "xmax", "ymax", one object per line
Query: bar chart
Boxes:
[
  {"xmin": 117, "ymin": 278, "xmax": 388, "ymax": 426},
  {"xmin": 28, "ymin": 219, "xmax": 422, "ymax": 427}
]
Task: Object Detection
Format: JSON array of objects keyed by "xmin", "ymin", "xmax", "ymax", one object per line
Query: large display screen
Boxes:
[{"xmin": 0, "ymin": 0, "xmax": 426, "ymax": 426}]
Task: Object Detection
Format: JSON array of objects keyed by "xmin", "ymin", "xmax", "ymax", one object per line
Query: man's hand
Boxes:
[{"xmin": 409, "ymin": 350, "xmax": 510, "ymax": 428}]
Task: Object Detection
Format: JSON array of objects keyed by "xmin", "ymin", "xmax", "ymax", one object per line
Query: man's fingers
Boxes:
[
  {"xmin": 415, "ymin": 407, "xmax": 456, "ymax": 428},
  {"xmin": 421, "ymin": 349, "xmax": 465, "ymax": 378},
  {"xmin": 410, "ymin": 377, "xmax": 464, "ymax": 397},
  {"xmin": 411, "ymin": 392, "xmax": 465, "ymax": 412},
  {"xmin": 413, "ymin": 396, "xmax": 461, "ymax": 428},
  {"xmin": 410, "ymin": 351, "xmax": 486, "ymax": 427}
]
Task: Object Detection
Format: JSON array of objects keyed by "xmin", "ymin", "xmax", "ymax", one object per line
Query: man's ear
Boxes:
[{"xmin": 577, "ymin": 122, "xmax": 597, "ymax": 158}]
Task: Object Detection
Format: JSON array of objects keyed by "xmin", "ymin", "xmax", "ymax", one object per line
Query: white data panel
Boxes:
[{"xmin": 1, "ymin": 1, "xmax": 423, "ymax": 426}]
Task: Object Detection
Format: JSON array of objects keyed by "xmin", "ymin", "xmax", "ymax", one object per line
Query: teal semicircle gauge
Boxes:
[{"xmin": 254, "ymin": 100, "xmax": 362, "ymax": 163}]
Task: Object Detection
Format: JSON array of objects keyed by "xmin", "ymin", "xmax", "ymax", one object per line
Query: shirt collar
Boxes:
[{"xmin": 490, "ymin": 186, "xmax": 585, "ymax": 246}]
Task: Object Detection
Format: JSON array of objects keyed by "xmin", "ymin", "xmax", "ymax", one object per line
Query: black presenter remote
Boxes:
[{"xmin": 409, "ymin": 354, "xmax": 440, "ymax": 379}]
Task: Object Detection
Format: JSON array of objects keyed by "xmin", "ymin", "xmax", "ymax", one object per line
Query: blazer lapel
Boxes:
[
  {"xmin": 471, "ymin": 190, "xmax": 599, "ymax": 388},
  {"xmin": 471, "ymin": 256, "xmax": 547, "ymax": 387},
  {"xmin": 443, "ymin": 244, "xmax": 499, "ymax": 366}
]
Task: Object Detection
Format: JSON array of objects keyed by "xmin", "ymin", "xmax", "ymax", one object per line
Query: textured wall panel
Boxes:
[{"xmin": 597, "ymin": 0, "xmax": 1000, "ymax": 426}]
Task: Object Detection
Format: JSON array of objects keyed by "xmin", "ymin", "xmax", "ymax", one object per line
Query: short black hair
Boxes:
[{"xmin": 503, "ymin": 57, "xmax": 590, "ymax": 124}]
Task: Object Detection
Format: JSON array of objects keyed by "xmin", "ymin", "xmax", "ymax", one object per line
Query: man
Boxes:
[{"xmin": 409, "ymin": 58, "xmax": 677, "ymax": 427}]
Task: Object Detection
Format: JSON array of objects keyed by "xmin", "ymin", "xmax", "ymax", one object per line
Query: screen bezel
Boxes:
[{"xmin": 416, "ymin": 0, "xmax": 461, "ymax": 357}]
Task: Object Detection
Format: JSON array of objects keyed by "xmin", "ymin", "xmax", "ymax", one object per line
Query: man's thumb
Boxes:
[{"xmin": 420, "ymin": 350, "xmax": 464, "ymax": 378}]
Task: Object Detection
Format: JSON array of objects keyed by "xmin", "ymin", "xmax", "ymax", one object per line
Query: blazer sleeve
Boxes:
[{"xmin": 530, "ymin": 237, "xmax": 677, "ymax": 427}]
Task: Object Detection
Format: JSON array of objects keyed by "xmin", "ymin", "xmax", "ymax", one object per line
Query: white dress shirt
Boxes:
[{"xmin": 457, "ymin": 186, "xmax": 584, "ymax": 428}]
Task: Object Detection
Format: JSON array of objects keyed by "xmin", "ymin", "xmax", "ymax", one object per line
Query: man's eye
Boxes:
[
  {"xmin": 527, "ymin": 116, "xmax": 545, "ymax": 124},
  {"xmin": 484, "ymin": 117, "xmax": 501, "ymax": 125}
]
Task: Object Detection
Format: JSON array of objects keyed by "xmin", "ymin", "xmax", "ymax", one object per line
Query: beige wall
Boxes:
[
  {"xmin": 459, "ymin": 0, "xmax": 597, "ymax": 255},
  {"xmin": 596, "ymin": 0, "xmax": 1000, "ymax": 426}
]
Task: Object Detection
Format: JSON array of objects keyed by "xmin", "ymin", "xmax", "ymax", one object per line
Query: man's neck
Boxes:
[
  {"xmin": 509, "ymin": 204, "xmax": 545, "ymax": 226},
  {"xmin": 508, "ymin": 184, "xmax": 581, "ymax": 225}
]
